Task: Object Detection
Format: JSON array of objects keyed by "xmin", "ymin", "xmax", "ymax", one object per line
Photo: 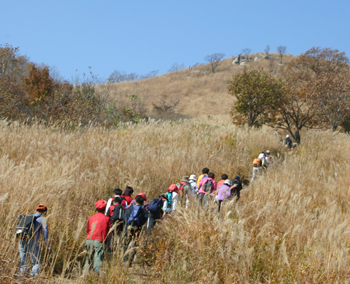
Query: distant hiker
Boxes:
[
  {"xmin": 251, "ymin": 156, "xmax": 263, "ymax": 183},
  {"xmin": 216, "ymin": 179, "xmax": 232, "ymax": 212},
  {"xmin": 106, "ymin": 188, "xmax": 127, "ymax": 215},
  {"xmin": 146, "ymin": 195, "xmax": 167, "ymax": 234},
  {"xmin": 217, "ymin": 174, "xmax": 229, "ymax": 188},
  {"xmin": 197, "ymin": 167, "xmax": 209, "ymax": 188},
  {"xmin": 129, "ymin": 192, "xmax": 149, "ymax": 211},
  {"xmin": 178, "ymin": 176, "xmax": 191, "ymax": 206},
  {"xmin": 84, "ymin": 200, "xmax": 110, "ymax": 273},
  {"xmin": 258, "ymin": 152, "xmax": 268, "ymax": 169},
  {"xmin": 106, "ymin": 197, "xmax": 126, "ymax": 252},
  {"xmin": 123, "ymin": 196, "xmax": 148, "ymax": 265},
  {"xmin": 166, "ymin": 184, "xmax": 179, "ymax": 213},
  {"xmin": 230, "ymin": 176, "xmax": 243, "ymax": 201},
  {"xmin": 265, "ymin": 150, "xmax": 271, "ymax": 165},
  {"xmin": 285, "ymin": 135, "xmax": 292, "ymax": 149},
  {"xmin": 17, "ymin": 204, "xmax": 49, "ymax": 277},
  {"xmin": 198, "ymin": 172, "xmax": 216, "ymax": 210},
  {"xmin": 121, "ymin": 186, "xmax": 134, "ymax": 205},
  {"xmin": 189, "ymin": 174, "xmax": 198, "ymax": 201}
]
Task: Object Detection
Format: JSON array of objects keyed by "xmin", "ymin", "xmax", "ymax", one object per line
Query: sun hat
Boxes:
[
  {"xmin": 189, "ymin": 174, "xmax": 196, "ymax": 181},
  {"xmin": 181, "ymin": 176, "xmax": 189, "ymax": 182},
  {"xmin": 135, "ymin": 192, "xmax": 147, "ymax": 201},
  {"xmin": 286, "ymin": 135, "xmax": 289, "ymax": 138},
  {"xmin": 95, "ymin": 200, "xmax": 107, "ymax": 210},
  {"xmin": 266, "ymin": 150, "xmax": 270, "ymax": 154},
  {"xmin": 36, "ymin": 204, "xmax": 47, "ymax": 212},
  {"xmin": 224, "ymin": 179, "xmax": 231, "ymax": 185}
]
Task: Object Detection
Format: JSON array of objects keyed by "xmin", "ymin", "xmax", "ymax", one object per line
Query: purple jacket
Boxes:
[{"xmin": 216, "ymin": 184, "xmax": 231, "ymax": 201}]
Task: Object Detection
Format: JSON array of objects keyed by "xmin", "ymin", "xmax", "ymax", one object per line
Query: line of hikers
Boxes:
[{"xmin": 16, "ymin": 149, "xmax": 276, "ymax": 277}]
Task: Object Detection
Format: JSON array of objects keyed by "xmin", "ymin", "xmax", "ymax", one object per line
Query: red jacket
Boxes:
[
  {"xmin": 86, "ymin": 212, "xmax": 110, "ymax": 242},
  {"xmin": 122, "ymin": 195, "xmax": 133, "ymax": 205}
]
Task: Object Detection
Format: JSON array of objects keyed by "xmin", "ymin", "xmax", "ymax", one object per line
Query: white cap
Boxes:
[
  {"xmin": 224, "ymin": 179, "xmax": 231, "ymax": 185},
  {"xmin": 286, "ymin": 135, "xmax": 289, "ymax": 138},
  {"xmin": 189, "ymin": 174, "xmax": 196, "ymax": 181},
  {"xmin": 266, "ymin": 150, "xmax": 270, "ymax": 154}
]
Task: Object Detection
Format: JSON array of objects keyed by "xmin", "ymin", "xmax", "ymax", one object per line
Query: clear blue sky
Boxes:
[{"xmin": 1, "ymin": 0, "xmax": 349, "ymax": 81}]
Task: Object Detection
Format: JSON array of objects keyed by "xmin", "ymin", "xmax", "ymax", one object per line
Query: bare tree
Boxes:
[
  {"xmin": 168, "ymin": 63, "xmax": 185, "ymax": 73},
  {"xmin": 204, "ymin": 53, "xmax": 225, "ymax": 73},
  {"xmin": 264, "ymin": 45, "xmax": 270, "ymax": 55},
  {"xmin": 108, "ymin": 70, "xmax": 139, "ymax": 83},
  {"xmin": 241, "ymin": 48, "xmax": 252, "ymax": 61},
  {"xmin": 277, "ymin": 45, "xmax": 287, "ymax": 63},
  {"xmin": 140, "ymin": 70, "xmax": 159, "ymax": 80}
]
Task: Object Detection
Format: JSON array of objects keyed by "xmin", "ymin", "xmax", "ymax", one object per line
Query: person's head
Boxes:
[
  {"xmin": 286, "ymin": 135, "xmax": 289, "ymax": 138},
  {"xmin": 123, "ymin": 186, "xmax": 134, "ymax": 197},
  {"xmin": 135, "ymin": 196, "xmax": 144, "ymax": 205},
  {"xmin": 266, "ymin": 150, "xmax": 270, "ymax": 155},
  {"xmin": 36, "ymin": 204, "xmax": 48, "ymax": 215},
  {"xmin": 224, "ymin": 179, "xmax": 231, "ymax": 186},
  {"xmin": 234, "ymin": 175, "xmax": 240, "ymax": 181},
  {"xmin": 113, "ymin": 188, "xmax": 122, "ymax": 196},
  {"xmin": 113, "ymin": 196, "xmax": 122, "ymax": 205},
  {"xmin": 202, "ymin": 167, "xmax": 209, "ymax": 174},
  {"xmin": 181, "ymin": 176, "xmax": 189, "ymax": 183},
  {"xmin": 168, "ymin": 184, "xmax": 178, "ymax": 193},
  {"xmin": 189, "ymin": 174, "xmax": 196, "ymax": 181},
  {"xmin": 221, "ymin": 174, "xmax": 228, "ymax": 180},
  {"xmin": 135, "ymin": 192, "xmax": 147, "ymax": 201},
  {"xmin": 208, "ymin": 172, "xmax": 215, "ymax": 179},
  {"xmin": 95, "ymin": 200, "xmax": 107, "ymax": 212}
]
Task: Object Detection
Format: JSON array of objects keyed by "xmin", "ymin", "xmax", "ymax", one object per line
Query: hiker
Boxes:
[
  {"xmin": 189, "ymin": 174, "xmax": 198, "ymax": 201},
  {"xmin": 129, "ymin": 192, "xmax": 149, "ymax": 211},
  {"xmin": 216, "ymin": 179, "xmax": 232, "ymax": 212},
  {"xmin": 84, "ymin": 200, "xmax": 110, "ymax": 273},
  {"xmin": 217, "ymin": 174, "xmax": 229, "ymax": 188},
  {"xmin": 165, "ymin": 184, "xmax": 179, "ymax": 213},
  {"xmin": 178, "ymin": 176, "xmax": 191, "ymax": 207},
  {"xmin": 121, "ymin": 186, "xmax": 134, "ymax": 205},
  {"xmin": 106, "ymin": 197, "xmax": 126, "ymax": 253},
  {"xmin": 251, "ymin": 155, "xmax": 263, "ymax": 183},
  {"xmin": 198, "ymin": 172, "xmax": 216, "ymax": 210},
  {"xmin": 17, "ymin": 204, "xmax": 49, "ymax": 277},
  {"xmin": 265, "ymin": 150, "xmax": 271, "ymax": 165},
  {"xmin": 105, "ymin": 188, "xmax": 127, "ymax": 215},
  {"xmin": 230, "ymin": 176, "xmax": 243, "ymax": 201},
  {"xmin": 123, "ymin": 196, "xmax": 149, "ymax": 265},
  {"xmin": 258, "ymin": 152, "xmax": 268, "ymax": 169},
  {"xmin": 197, "ymin": 167, "xmax": 209, "ymax": 188},
  {"xmin": 285, "ymin": 135, "xmax": 292, "ymax": 149},
  {"xmin": 146, "ymin": 195, "xmax": 167, "ymax": 234}
]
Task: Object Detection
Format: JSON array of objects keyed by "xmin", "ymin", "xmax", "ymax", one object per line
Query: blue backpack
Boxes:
[
  {"xmin": 148, "ymin": 198, "xmax": 164, "ymax": 215},
  {"xmin": 166, "ymin": 192, "xmax": 173, "ymax": 206},
  {"xmin": 127, "ymin": 205, "xmax": 141, "ymax": 228}
]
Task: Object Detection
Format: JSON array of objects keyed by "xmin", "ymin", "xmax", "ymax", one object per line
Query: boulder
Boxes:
[
  {"xmin": 240, "ymin": 62, "xmax": 246, "ymax": 66},
  {"xmin": 254, "ymin": 57, "xmax": 260, "ymax": 61}
]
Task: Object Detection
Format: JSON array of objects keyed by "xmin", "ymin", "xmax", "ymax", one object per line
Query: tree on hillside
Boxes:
[
  {"xmin": 227, "ymin": 67, "xmax": 284, "ymax": 131},
  {"xmin": 241, "ymin": 48, "xmax": 252, "ymax": 60},
  {"xmin": 277, "ymin": 45, "xmax": 287, "ymax": 63},
  {"xmin": 204, "ymin": 53, "xmax": 225, "ymax": 73},
  {"xmin": 264, "ymin": 45, "xmax": 270, "ymax": 55},
  {"xmin": 168, "ymin": 63, "xmax": 185, "ymax": 73},
  {"xmin": 108, "ymin": 70, "xmax": 139, "ymax": 83}
]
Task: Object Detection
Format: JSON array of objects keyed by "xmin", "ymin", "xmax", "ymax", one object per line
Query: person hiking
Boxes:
[
  {"xmin": 84, "ymin": 200, "xmax": 110, "ymax": 273},
  {"xmin": 105, "ymin": 188, "xmax": 127, "ymax": 215},
  {"xmin": 17, "ymin": 204, "xmax": 50, "ymax": 277},
  {"xmin": 285, "ymin": 135, "xmax": 292, "ymax": 149},
  {"xmin": 230, "ymin": 176, "xmax": 243, "ymax": 201},
  {"xmin": 123, "ymin": 196, "xmax": 148, "ymax": 266},
  {"xmin": 165, "ymin": 184, "xmax": 179, "ymax": 213},
  {"xmin": 146, "ymin": 195, "xmax": 167, "ymax": 234},
  {"xmin": 216, "ymin": 179, "xmax": 232, "ymax": 212},
  {"xmin": 189, "ymin": 174, "xmax": 198, "ymax": 201},
  {"xmin": 251, "ymin": 155, "xmax": 263, "ymax": 183},
  {"xmin": 258, "ymin": 152, "xmax": 268, "ymax": 169},
  {"xmin": 217, "ymin": 174, "xmax": 228, "ymax": 188},
  {"xmin": 121, "ymin": 186, "xmax": 134, "ymax": 205},
  {"xmin": 198, "ymin": 172, "xmax": 216, "ymax": 210},
  {"xmin": 178, "ymin": 176, "xmax": 191, "ymax": 207},
  {"xmin": 106, "ymin": 197, "xmax": 126, "ymax": 253},
  {"xmin": 197, "ymin": 167, "xmax": 209, "ymax": 188},
  {"xmin": 265, "ymin": 150, "xmax": 272, "ymax": 166},
  {"xmin": 129, "ymin": 192, "xmax": 149, "ymax": 211}
]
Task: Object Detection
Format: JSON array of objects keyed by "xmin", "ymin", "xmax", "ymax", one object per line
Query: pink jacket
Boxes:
[{"xmin": 198, "ymin": 177, "xmax": 216, "ymax": 194}]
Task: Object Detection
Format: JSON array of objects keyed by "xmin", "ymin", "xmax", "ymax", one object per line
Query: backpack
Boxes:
[
  {"xmin": 202, "ymin": 179, "xmax": 213, "ymax": 193},
  {"xmin": 179, "ymin": 182, "xmax": 191, "ymax": 193},
  {"xmin": 252, "ymin": 158, "xmax": 261, "ymax": 167},
  {"xmin": 111, "ymin": 205, "xmax": 125, "ymax": 223},
  {"xmin": 148, "ymin": 198, "xmax": 164, "ymax": 215},
  {"xmin": 127, "ymin": 205, "xmax": 141, "ymax": 228},
  {"xmin": 166, "ymin": 192, "xmax": 173, "ymax": 206},
  {"xmin": 15, "ymin": 214, "xmax": 39, "ymax": 239}
]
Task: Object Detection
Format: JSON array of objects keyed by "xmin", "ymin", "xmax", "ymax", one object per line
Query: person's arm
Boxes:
[
  {"xmin": 172, "ymin": 193, "xmax": 178, "ymax": 211},
  {"xmin": 105, "ymin": 198, "xmax": 112, "ymax": 215},
  {"xmin": 162, "ymin": 200, "xmax": 168, "ymax": 213}
]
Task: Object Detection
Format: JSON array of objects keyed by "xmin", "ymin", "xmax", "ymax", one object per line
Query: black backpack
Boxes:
[
  {"xmin": 16, "ymin": 214, "xmax": 39, "ymax": 239},
  {"xmin": 111, "ymin": 205, "xmax": 125, "ymax": 223},
  {"xmin": 202, "ymin": 179, "xmax": 213, "ymax": 193}
]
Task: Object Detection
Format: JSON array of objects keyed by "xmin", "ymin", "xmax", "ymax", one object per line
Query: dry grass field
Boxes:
[
  {"xmin": 0, "ymin": 114, "xmax": 349, "ymax": 283},
  {"xmin": 105, "ymin": 53, "xmax": 293, "ymax": 118}
]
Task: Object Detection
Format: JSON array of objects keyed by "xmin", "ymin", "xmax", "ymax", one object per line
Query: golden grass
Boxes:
[{"xmin": 0, "ymin": 114, "xmax": 349, "ymax": 283}]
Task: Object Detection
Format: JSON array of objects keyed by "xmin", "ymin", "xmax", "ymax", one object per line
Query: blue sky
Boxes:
[{"xmin": 1, "ymin": 0, "xmax": 349, "ymax": 81}]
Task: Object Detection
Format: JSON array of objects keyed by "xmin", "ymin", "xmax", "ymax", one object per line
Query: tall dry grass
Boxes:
[{"xmin": 0, "ymin": 115, "xmax": 348, "ymax": 283}]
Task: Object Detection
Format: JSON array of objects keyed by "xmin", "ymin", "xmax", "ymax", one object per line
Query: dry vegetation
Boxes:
[
  {"xmin": 0, "ymin": 114, "xmax": 349, "ymax": 283},
  {"xmin": 105, "ymin": 53, "xmax": 294, "ymax": 118}
]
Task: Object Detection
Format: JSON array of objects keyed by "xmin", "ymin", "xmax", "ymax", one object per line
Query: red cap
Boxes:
[
  {"xmin": 167, "ymin": 184, "xmax": 178, "ymax": 193},
  {"xmin": 135, "ymin": 192, "xmax": 147, "ymax": 201},
  {"xmin": 36, "ymin": 204, "xmax": 47, "ymax": 212},
  {"xmin": 95, "ymin": 200, "xmax": 107, "ymax": 210}
]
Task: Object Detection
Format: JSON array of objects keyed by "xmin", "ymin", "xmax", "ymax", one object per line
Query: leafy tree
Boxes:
[
  {"xmin": 227, "ymin": 67, "xmax": 284, "ymax": 131},
  {"xmin": 204, "ymin": 53, "xmax": 225, "ymax": 73}
]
